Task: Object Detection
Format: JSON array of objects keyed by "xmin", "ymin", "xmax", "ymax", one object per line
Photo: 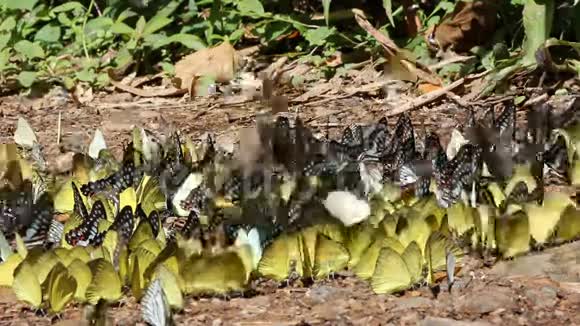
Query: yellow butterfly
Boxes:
[
  {"xmin": 525, "ymin": 191, "xmax": 575, "ymax": 245},
  {"xmin": 86, "ymin": 258, "xmax": 123, "ymax": 304},
  {"xmin": 181, "ymin": 251, "xmax": 249, "ymax": 295},
  {"xmin": 46, "ymin": 262, "xmax": 77, "ymax": 313},
  {"xmin": 345, "ymin": 223, "xmax": 377, "ymax": 268},
  {"xmin": 0, "ymin": 253, "xmax": 23, "ymax": 286},
  {"xmin": 554, "ymin": 204, "xmax": 580, "ymax": 242},
  {"xmin": 312, "ymin": 233, "xmax": 349, "ymax": 279},
  {"xmin": 370, "ymin": 244, "xmax": 422, "ymax": 295},
  {"xmin": 258, "ymin": 233, "xmax": 306, "ymax": 281},
  {"xmin": 67, "ymin": 258, "xmax": 92, "ymax": 302},
  {"xmin": 495, "ymin": 209, "xmax": 530, "ymax": 258},
  {"xmin": 12, "ymin": 261, "xmax": 42, "ymax": 308},
  {"xmin": 424, "ymin": 232, "xmax": 463, "ymax": 284}
]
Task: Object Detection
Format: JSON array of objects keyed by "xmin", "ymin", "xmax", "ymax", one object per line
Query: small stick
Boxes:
[
  {"xmin": 428, "ymin": 55, "xmax": 476, "ymax": 71},
  {"xmin": 385, "ymin": 78, "xmax": 465, "ymax": 116},
  {"xmin": 523, "ymin": 93, "xmax": 549, "ymax": 107},
  {"xmin": 56, "ymin": 111, "xmax": 62, "ymax": 146}
]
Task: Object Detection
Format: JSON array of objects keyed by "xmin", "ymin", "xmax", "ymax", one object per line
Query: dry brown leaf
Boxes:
[
  {"xmin": 109, "ymin": 77, "xmax": 187, "ymax": 97},
  {"xmin": 425, "ymin": 0, "xmax": 499, "ymax": 53},
  {"xmin": 130, "ymin": 73, "xmax": 164, "ymax": 88},
  {"xmin": 72, "ymin": 83, "xmax": 94, "ymax": 105},
  {"xmin": 353, "ymin": 10, "xmax": 439, "ymax": 85},
  {"xmin": 417, "ymin": 83, "xmax": 442, "ymax": 94},
  {"xmin": 174, "ymin": 41, "xmax": 239, "ymax": 91},
  {"xmin": 325, "ymin": 51, "xmax": 343, "ymax": 67},
  {"xmin": 291, "ymin": 82, "xmax": 335, "ymax": 103}
]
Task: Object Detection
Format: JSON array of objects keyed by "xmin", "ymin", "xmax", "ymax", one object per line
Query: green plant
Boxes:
[{"xmin": 0, "ymin": 0, "xmax": 578, "ymax": 94}]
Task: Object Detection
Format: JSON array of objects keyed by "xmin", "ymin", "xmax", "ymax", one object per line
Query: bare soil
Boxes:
[{"xmin": 0, "ymin": 89, "xmax": 579, "ymax": 326}]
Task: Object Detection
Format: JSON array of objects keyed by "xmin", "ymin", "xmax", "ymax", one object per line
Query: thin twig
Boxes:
[
  {"xmin": 56, "ymin": 111, "xmax": 62, "ymax": 146},
  {"xmin": 523, "ymin": 93, "xmax": 549, "ymax": 107},
  {"xmin": 428, "ymin": 55, "xmax": 476, "ymax": 70},
  {"xmin": 444, "ymin": 90, "xmax": 470, "ymax": 107},
  {"xmin": 304, "ymin": 93, "xmax": 354, "ymax": 107},
  {"xmin": 385, "ymin": 78, "xmax": 465, "ymax": 116},
  {"xmin": 352, "ymin": 9, "xmax": 399, "ymax": 56},
  {"xmin": 192, "ymin": 104, "xmax": 220, "ymax": 120}
]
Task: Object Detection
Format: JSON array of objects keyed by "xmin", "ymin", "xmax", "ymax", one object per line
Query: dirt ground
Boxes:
[{"xmin": 0, "ymin": 88, "xmax": 579, "ymax": 326}]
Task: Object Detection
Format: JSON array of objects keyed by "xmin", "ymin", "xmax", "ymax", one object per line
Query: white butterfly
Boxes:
[
  {"xmin": 323, "ymin": 191, "xmax": 371, "ymax": 226},
  {"xmin": 88, "ymin": 129, "xmax": 107, "ymax": 160}
]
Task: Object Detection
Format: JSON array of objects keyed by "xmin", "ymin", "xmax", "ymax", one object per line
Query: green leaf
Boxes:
[
  {"xmin": 260, "ymin": 22, "xmax": 290, "ymax": 42},
  {"xmin": 57, "ymin": 13, "xmax": 72, "ymax": 26},
  {"xmin": 229, "ymin": 29, "xmax": 245, "ymax": 42},
  {"xmin": 322, "ymin": 0, "xmax": 331, "ymax": 26},
  {"xmin": 0, "ymin": 17, "xmax": 16, "ymax": 31},
  {"xmin": 126, "ymin": 39, "xmax": 138, "ymax": 50},
  {"xmin": 514, "ymin": 95, "xmax": 527, "ymax": 105},
  {"xmin": 35, "ymin": 24, "xmax": 61, "ymax": 43},
  {"xmin": 144, "ymin": 34, "xmax": 168, "ymax": 48},
  {"xmin": 96, "ymin": 72, "xmax": 109, "ymax": 86},
  {"xmin": 17, "ymin": 71, "xmax": 37, "ymax": 87},
  {"xmin": 14, "ymin": 40, "xmax": 45, "ymax": 59},
  {"xmin": 237, "ymin": 0, "xmax": 265, "ymax": 15},
  {"xmin": 114, "ymin": 47, "xmax": 133, "ymax": 68},
  {"xmin": 116, "ymin": 8, "xmax": 137, "ymax": 23},
  {"xmin": 440, "ymin": 1, "xmax": 455, "ymax": 12},
  {"xmin": 86, "ymin": 17, "xmax": 114, "ymax": 31},
  {"xmin": 4, "ymin": 0, "xmax": 38, "ymax": 11},
  {"xmin": 135, "ymin": 16, "xmax": 146, "ymax": 37},
  {"xmin": 0, "ymin": 33, "xmax": 10, "ymax": 50},
  {"xmin": 143, "ymin": 15, "xmax": 173, "ymax": 37},
  {"xmin": 111, "ymin": 22, "xmax": 135, "ymax": 36},
  {"xmin": 51, "ymin": 2, "xmax": 84, "ymax": 13},
  {"xmin": 554, "ymin": 88, "xmax": 568, "ymax": 96},
  {"xmin": 303, "ymin": 26, "xmax": 335, "ymax": 46},
  {"xmin": 76, "ymin": 69, "xmax": 96, "ymax": 82},
  {"xmin": 522, "ymin": 0, "xmax": 555, "ymax": 66},
  {"xmin": 166, "ymin": 33, "xmax": 206, "ymax": 50},
  {"xmin": 382, "ymin": 0, "xmax": 395, "ymax": 27},
  {"xmin": 159, "ymin": 62, "xmax": 175, "ymax": 75},
  {"xmin": 0, "ymin": 48, "xmax": 10, "ymax": 70}
]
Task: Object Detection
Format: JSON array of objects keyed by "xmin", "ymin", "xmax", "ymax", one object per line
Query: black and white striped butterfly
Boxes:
[
  {"xmin": 81, "ymin": 159, "xmax": 142, "ymax": 197},
  {"xmin": 135, "ymin": 204, "xmax": 160, "ymax": 238},
  {"xmin": 65, "ymin": 200, "xmax": 107, "ymax": 246},
  {"xmin": 382, "ymin": 114, "xmax": 417, "ymax": 181},
  {"xmin": 0, "ymin": 180, "xmax": 54, "ymax": 245},
  {"xmin": 109, "ymin": 205, "xmax": 134, "ymax": 242},
  {"xmin": 434, "ymin": 143, "xmax": 482, "ymax": 208}
]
